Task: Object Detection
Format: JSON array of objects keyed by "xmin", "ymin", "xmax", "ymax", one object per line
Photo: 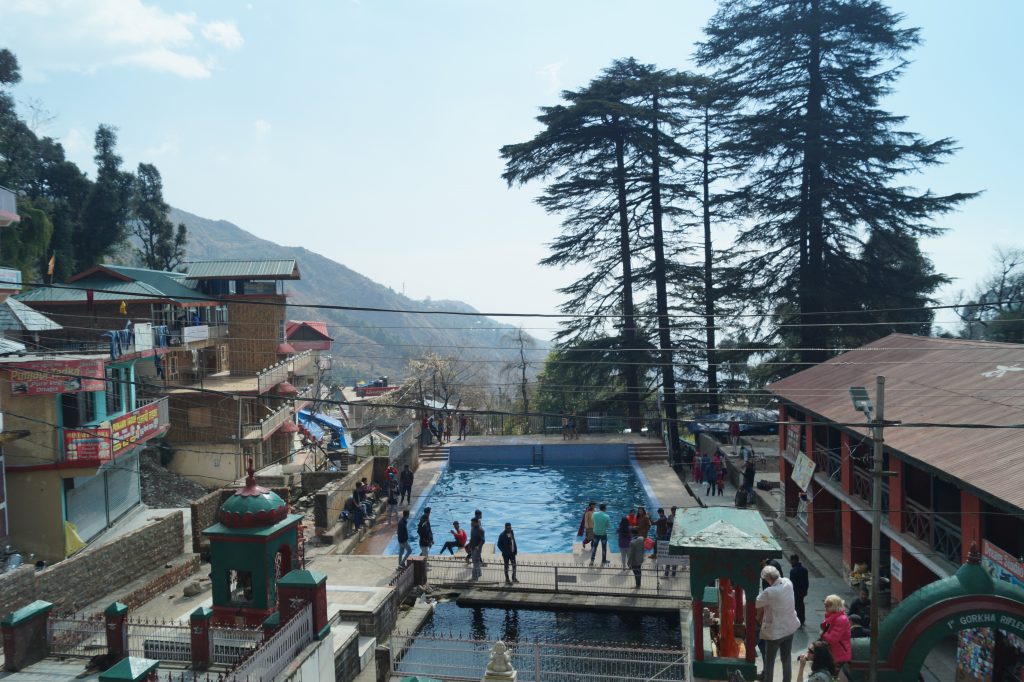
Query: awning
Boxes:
[
  {"xmin": 297, "ymin": 415, "xmax": 326, "ymax": 442},
  {"xmin": 276, "ymin": 342, "xmax": 296, "ymax": 354},
  {"xmin": 279, "ymin": 420, "xmax": 299, "ymax": 434},
  {"xmin": 299, "ymin": 410, "xmax": 347, "ymax": 449},
  {"xmin": 275, "ymin": 381, "xmax": 299, "ymax": 396}
]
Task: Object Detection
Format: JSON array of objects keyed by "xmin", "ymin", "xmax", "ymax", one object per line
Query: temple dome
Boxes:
[{"xmin": 219, "ymin": 462, "xmax": 289, "ymax": 528}]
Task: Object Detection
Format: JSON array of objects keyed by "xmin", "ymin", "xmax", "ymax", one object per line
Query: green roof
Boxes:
[
  {"xmin": 185, "ymin": 259, "xmax": 300, "ymax": 280},
  {"xmin": 99, "ymin": 656, "xmax": 159, "ymax": 681},
  {"xmin": 203, "ymin": 513, "xmax": 304, "ymax": 538},
  {"xmin": 17, "ymin": 264, "xmax": 216, "ymax": 306},
  {"xmin": 0, "ymin": 298, "xmax": 62, "ymax": 332},
  {"xmin": 278, "ymin": 569, "xmax": 326, "ymax": 587},
  {"xmin": 670, "ymin": 507, "xmax": 780, "ymax": 553},
  {"xmin": 0, "ymin": 600, "xmax": 52, "ymax": 627}
]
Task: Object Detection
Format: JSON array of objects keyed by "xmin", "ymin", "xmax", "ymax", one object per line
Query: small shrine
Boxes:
[
  {"xmin": 203, "ymin": 460, "xmax": 303, "ymax": 626},
  {"xmin": 668, "ymin": 507, "xmax": 782, "ymax": 680}
]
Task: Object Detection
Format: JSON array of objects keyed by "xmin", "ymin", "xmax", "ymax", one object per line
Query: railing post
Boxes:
[
  {"xmin": 189, "ymin": 607, "xmax": 213, "ymax": 670},
  {"xmin": 553, "ymin": 566, "xmax": 558, "ymax": 592},
  {"xmin": 104, "ymin": 601, "xmax": 129, "ymax": 661},
  {"xmin": 1, "ymin": 600, "xmax": 53, "ymax": 672}
]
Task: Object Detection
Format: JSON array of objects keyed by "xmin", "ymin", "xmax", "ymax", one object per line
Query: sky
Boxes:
[{"xmin": 1, "ymin": 0, "xmax": 1021, "ymax": 341}]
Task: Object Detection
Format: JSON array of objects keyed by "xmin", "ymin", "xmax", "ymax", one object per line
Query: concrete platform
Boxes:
[{"xmin": 456, "ymin": 588, "xmax": 683, "ymax": 613}]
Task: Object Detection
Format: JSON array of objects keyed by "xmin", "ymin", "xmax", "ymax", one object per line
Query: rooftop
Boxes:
[
  {"xmin": 18, "ymin": 264, "xmax": 216, "ymax": 306},
  {"xmin": 768, "ymin": 333, "xmax": 1024, "ymax": 511},
  {"xmin": 184, "ymin": 259, "xmax": 300, "ymax": 281}
]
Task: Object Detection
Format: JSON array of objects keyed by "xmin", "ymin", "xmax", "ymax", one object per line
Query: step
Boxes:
[{"xmin": 357, "ymin": 635, "xmax": 377, "ymax": 671}]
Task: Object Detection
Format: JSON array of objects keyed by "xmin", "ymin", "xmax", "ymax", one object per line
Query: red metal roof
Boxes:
[
  {"xmin": 768, "ymin": 333, "xmax": 1024, "ymax": 510},
  {"xmin": 285, "ymin": 320, "xmax": 332, "ymax": 341}
]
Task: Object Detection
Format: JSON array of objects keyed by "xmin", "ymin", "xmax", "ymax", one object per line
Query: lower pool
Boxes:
[{"xmin": 388, "ymin": 462, "xmax": 658, "ymax": 554}]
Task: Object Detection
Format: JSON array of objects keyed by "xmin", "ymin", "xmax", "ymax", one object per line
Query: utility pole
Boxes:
[{"xmin": 868, "ymin": 376, "xmax": 885, "ymax": 682}]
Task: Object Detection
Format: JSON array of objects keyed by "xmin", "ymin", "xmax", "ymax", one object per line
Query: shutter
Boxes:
[{"xmin": 105, "ymin": 452, "xmax": 141, "ymax": 523}]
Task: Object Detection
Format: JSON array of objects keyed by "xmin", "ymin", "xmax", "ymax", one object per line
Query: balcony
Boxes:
[
  {"xmin": 256, "ymin": 358, "xmax": 291, "ymax": 394},
  {"xmin": 241, "ymin": 403, "xmax": 293, "ymax": 441},
  {"xmin": 290, "ymin": 350, "xmax": 315, "ymax": 377},
  {"xmin": 905, "ymin": 498, "xmax": 962, "ymax": 565},
  {"xmin": 168, "ymin": 322, "xmax": 228, "ymax": 348},
  {"xmin": 62, "ymin": 397, "xmax": 170, "ymax": 466}
]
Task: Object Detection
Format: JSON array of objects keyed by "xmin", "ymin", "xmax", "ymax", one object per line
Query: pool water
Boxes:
[
  {"xmin": 420, "ymin": 601, "xmax": 681, "ymax": 647},
  {"xmin": 390, "ymin": 463, "xmax": 657, "ymax": 554}
]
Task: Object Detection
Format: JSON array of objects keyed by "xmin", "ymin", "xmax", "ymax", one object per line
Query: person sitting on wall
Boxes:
[{"xmin": 440, "ymin": 521, "xmax": 468, "ymax": 555}]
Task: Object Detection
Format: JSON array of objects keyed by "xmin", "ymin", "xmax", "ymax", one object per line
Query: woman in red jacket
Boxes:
[{"xmin": 821, "ymin": 594, "xmax": 852, "ymax": 679}]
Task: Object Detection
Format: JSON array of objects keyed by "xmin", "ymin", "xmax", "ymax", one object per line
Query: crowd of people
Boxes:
[
  {"xmin": 401, "ymin": 507, "xmax": 521, "ymax": 583},
  {"xmin": 341, "ymin": 464, "xmax": 415, "ymax": 531},
  {"xmin": 421, "ymin": 412, "xmax": 470, "ymax": 445}
]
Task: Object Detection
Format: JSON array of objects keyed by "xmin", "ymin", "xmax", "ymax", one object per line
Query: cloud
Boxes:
[
  {"xmin": 2, "ymin": 0, "xmax": 242, "ymax": 79},
  {"xmin": 143, "ymin": 133, "xmax": 181, "ymax": 158},
  {"xmin": 202, "ymin": 20, "xmax": 243, "ymax": 50},
  {"xmin": 253, "ymin": 119, "xmax": 272, "ymax": 136},
  {"xmin": 537, "ymin": 62, "xmax": 563, "ymax": 92}
]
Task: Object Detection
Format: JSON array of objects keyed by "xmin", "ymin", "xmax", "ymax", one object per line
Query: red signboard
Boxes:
[
  {"xmin": 111, "ymin": 402, "xmax": 161, "ymax": 455},
  {"xmin": 63, "ymin": 428, "xmax": 113, "ymax": 462},
  {"xmin": 8, "ymin": 359, "xmax": 106, "ymax": 396}
]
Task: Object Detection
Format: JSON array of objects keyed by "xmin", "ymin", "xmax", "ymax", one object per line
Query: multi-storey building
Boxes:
[{"xmin": 768, "ymin": 333, "xmax": 1024, "ymax": 602}]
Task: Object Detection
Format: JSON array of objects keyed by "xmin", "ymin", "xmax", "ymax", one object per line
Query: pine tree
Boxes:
[
  {"xmin": 77, "ymin": 125, "xmax": 133, "ymax": 270},
  {"xmin": 697, "ymin": 0, "xmax": 976, "ymax": 367},
  {"xmin": 133, "ymin": 163, "xmax": 187, "ymax": 271}
]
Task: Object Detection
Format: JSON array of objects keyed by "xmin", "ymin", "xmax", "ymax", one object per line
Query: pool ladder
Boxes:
[{"xmin": 531, "ymin": 445, "xmax": 545, "ymax": 465}]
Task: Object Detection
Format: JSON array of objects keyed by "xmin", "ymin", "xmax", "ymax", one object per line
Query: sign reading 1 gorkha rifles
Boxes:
[{"xmin": 948, "ymin": 613, "xmax": 1024, "ymax": 637}]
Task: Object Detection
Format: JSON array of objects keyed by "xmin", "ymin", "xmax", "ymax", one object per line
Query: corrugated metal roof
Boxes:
[
  {"xmin": 0, "ymin": 336, "xmax": 26, "ymax": 355},
  {"xmin": 16, "ymin": 265, "xmax": 215, "ymax": 306},
  {"xmin": 0, "ymin": 299, "xmax": 62, "ymax": 332},
  {"xmin": 768, "ymin": 333, "xmax": 1024, "ymax": 510},
  {"xmin": 185, "ymin": 259, "xmax": 300, "ymax": 280},
  {"xmin": 285, "ymin": 320, "xmax": 333, "ymax": 341}
]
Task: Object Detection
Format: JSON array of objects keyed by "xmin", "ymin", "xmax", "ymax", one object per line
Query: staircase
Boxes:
[
  {"xmin": 419, "ymin": 444, "xmax": 450, "ymax": 462},
  {"xmin": 630, "ymin": 442, "xmax": 669, "ymax": 462}
]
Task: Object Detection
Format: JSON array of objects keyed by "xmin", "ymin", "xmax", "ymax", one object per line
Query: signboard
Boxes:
[
  {"xmin": 182, "ymin": 325, "xmax": 209, "ymax": 344},
  {"xmin": 110, "ymin": 402, "xmax": 161, "ymax": 455},
  {"xmin": 786, "ymin": 424, "xmax": 802, "ymax": 456},
  {"xmin": 890, "ymin": 556, "xmax": 903, "ymax": 582},
  {"xmin": 0, "ymin": 268, "xmax": 22, "ymax": 291},
  {"xmin": 957, "ymin": 541, "xmax": 1024, "ymax": 682},
  {"xmin": 64, "ymin": 427, "xmax": 112, "ymax": 462},
  {"xmin": 8, "ymin": 359, "xmax": 106, "ymax": 396},
  {"xmin": 792, "ymin": 452, "xmax": 816, "ymax": 492},
  {"xmin": 656, "ymin": 541, "xmax": 691, "ymax": 568},
  {"xmin": 982, "ymin": 540, "xmax": 1024, "ymax": 588}
]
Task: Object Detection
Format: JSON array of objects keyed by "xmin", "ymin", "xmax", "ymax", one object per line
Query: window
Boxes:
[
  {"xmin": 105, "ymin": 367, "xmax": 125, "ymax": 416},
  {"xmin": 61, "ymin": 391, "xmax": 97, "ymax": 428},
  {"xmin": 165, "ymin": 354, "xmax": 179, "ymax": 380},
  {"xmin": 187, "ymin": 407, "xmax": 212, "ymax": 428},
  {"xmin": 227, "ymin": 569, "xmax": 254, "ymax": 604}
]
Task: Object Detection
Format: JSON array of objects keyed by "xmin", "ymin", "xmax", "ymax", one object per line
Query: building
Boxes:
[
  {"xmin": 768, "ymin": 333, "xmax": 1024, "ymax": 602},
  {"xmin": 286, "ymin": 320, "xmax": 333, "ymax": 352}
]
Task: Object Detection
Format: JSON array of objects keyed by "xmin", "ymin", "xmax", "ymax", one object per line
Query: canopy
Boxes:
[{"xmin": 299, "ymin": 410, "xmax": 347, "ymax": 448}]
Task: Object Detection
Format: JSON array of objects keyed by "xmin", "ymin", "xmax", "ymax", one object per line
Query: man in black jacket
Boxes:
[
  {"xmin": 469, "ymin": 517, "xmax": 485, "ymax": 580},
  {"xmin": 399, "ymin": 465, "xmax": 414, "ymax": 504},
  {"xmin": 789, "ymin": 554, "xmax": 810, "ymax": 626},
  {"xmin": 497, "ymin": 523, "xmax": 518, "ymax": 584},
  {"xmin": 396, "ymin": 510, "xmax": 412, "ymax": 568},
  {"xmin": 417, "ymin": 507, "xmax": 433, "ymax": 557}
]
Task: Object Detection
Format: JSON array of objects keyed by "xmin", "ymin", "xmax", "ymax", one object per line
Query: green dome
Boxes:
[{"xmin": 219, "ymin": 466, "xmax": 288, "ymax": 528}]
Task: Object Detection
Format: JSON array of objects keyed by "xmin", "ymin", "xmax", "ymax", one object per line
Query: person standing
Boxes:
[
  {"xmin": 729, "ymin": 415, "xmax": 741, "ymax": 454},
  {"xmin": 580, "ymin": 501, "xmax": 596, "ymax": 550},
  {"xmin": 627, "ymin": 527, "xmax": 646, "ymax": 588},
  {"xmin": 635, "ymin": 506, "xmax": 652, "ymax": 540},
  {"xmin": 663, "ymin": 507, "xmax": 678, "ymax": 577},
  {"xmin": 761, "ymin": 556, "xmax": 783, "ymax": 590},
  {"xmin": 789, "ymin": 554, "xmax": 810, "ymax": 626},
  {"xmin": 756, "ymin": 564, "xmax": 801, "ymax": 682},
  {"xmin": 590, "ymin": 503, "xmax": 611, "ymax": 565},
  {"xmin": 654, "ymin": 508, "xmax": 670, "ymax": 558},
  {"xmin": 444, "ymin": 414, "xmax": 453, "ymax": 443},
  {"xmin": 561, "ymin": 415, "xmax": 569, "ymax": 440},
  {"xmin": 616, "ymin": 517, "xmax": 632, "ymax": 569},
  {"xmin": 385, "ymin": 472, "xmax": 400, "ymax": 525},
  {"xmin": 469, "ymin": 517, "xmax": 485, "ymax": 580},
  {"xmin": 397, "ymin": 510, "xmax": 413, "ymax": 568},
  {"xmin": 820, "ymin": 594, "xmax": 853, "ymax": 678},
  {"xmin": 399, "ymin": 464, "xmax": 414, "ymax": 505},
  {"xmin": 497, "ymin": 522, "xmax": 518, "ymax": 584},
  {"xmin": 715, "ymin": 467, "xmax": 725, "ymax": 497},
  {"xmin": 459, "ymin": 413, "xmax": 468, "ymax": 441},
  {"xmin": 440, "ymin": 521, "xmax": 467, "ymax": 555},
  {"xmin": 417, "ymin": 507, "xmax": 433, "ymax": 557},
  {"xmin": 568, "ymin": 412, "xmax": 578, "ymax": 439}
]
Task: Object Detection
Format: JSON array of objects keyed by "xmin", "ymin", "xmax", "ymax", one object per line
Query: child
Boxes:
[{"xmin": 716, "ymin": 468, "xmax": 725, "ymax": 496}]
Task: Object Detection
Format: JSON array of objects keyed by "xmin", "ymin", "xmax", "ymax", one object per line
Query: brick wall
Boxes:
[
  {"xmin": 0, "ymin": 512, "xmax": 186, "ymax": 617},
  {"xmin": 300, "ymin": 471, "xmax": 347, "ymax": 496}
]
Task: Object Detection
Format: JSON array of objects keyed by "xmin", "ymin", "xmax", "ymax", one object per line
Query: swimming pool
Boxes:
[{"xmin": 388, "ymin": 451, "xmax": 659, "ymax": 555}]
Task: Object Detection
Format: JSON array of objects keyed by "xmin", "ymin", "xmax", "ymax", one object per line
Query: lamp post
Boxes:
[{"xmin": 849, "ymin": 378, "xmax": 885, "ymax": 682}]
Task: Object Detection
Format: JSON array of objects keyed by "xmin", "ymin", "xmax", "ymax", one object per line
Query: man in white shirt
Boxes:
[{"xmin": 755, "ymin": 564, "xmax": 801, "ymax": 682}]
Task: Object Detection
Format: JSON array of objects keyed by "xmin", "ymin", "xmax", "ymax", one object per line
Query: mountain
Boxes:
[{"xmin": 169, "ymin": 207, "xmax": 540, "ymax": 385}]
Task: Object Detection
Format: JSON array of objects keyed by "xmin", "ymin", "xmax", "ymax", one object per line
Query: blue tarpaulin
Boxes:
[
  {"xmin": 299, "ymin": 410, "xmax": 347, "ymax": 449},
  {"xmin": 297, "ymin": 414, "xmax": 326, "ymax": 442}
]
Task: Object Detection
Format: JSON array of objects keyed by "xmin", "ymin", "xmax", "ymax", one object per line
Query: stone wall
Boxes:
[
  {"xmin": 313, "ymin": 458, "xmax": 373, "ymax": 530},
  {"xmin": 300, "ymin": 470, "xmax": 347, "ymax": 496},
  {"xmin": 0, "ymin": 512, "xmax": 187, "ymax": 616}
]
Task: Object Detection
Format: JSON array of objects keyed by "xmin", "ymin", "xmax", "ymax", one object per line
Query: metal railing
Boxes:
[
  {"xmin": 904, "ymin": 498, "xmax": 932, "ymax": 546},
  {"xmin": 934, "ymin": 514, "xmax": 963, "ymax": 564},
  {"xmin": 226, "ymin": 603, "xmax": 313, "ymax": 682},
  {"xmin": 852, "ymin": 467, "xmax": 871, "ymax": 502},
  {"xmin": 257, "ymin": 358, "xmax": 292, "ymax": 394},
  {"xmin": 425, "ymin": 556, "xmax": 689, "ymax": 598},
  {"xmin": 390, "ymin": 632, "xmax": 689, "ymax": 682},
  {"xmin": 47, "ymin": 614, "xmax": 106, "ymax": 658},
  {"xmin": 242, "ymin": 403, "xmax": 293, "ymax": 441},
  {"xmin": 390, "ymin": 562, "xmax": 417, "ymax": 603},
  {"xmin": 126, "ymin": 619, "xmax": 192, "ymax": 663},
  {"xmin": 290, "ymin": 349, "xmax": 315, "ymax": 377},
  {"xmin": 211, "ymin": 626, "xmax": 263, "ymax": 665},
  {"xmin": 389, "ymin": 421, "xmax": 416, "ymax": 463}
]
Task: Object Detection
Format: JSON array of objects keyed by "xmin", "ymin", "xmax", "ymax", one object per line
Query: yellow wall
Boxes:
[
  {"xmin": 6, "ymin": 469, "xmax": 67, "ymax": 563},
  {"xmin": 167, "ymin": 442, "xmax": 244, "ymax": 489},
  {"xmin": 1, "ymin": 373, "xmax": 60, "ymax": 467}
]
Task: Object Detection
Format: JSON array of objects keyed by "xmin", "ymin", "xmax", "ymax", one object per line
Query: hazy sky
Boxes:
[{"xmin": 1, "ymin": 1, "xmax": 1020, "ymax": 340}]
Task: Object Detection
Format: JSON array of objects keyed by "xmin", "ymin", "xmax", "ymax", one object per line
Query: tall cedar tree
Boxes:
[
  {"xmin": 133, "ymin": 163, "xmax": 187, "ymax": 271},
  {"xmin": 697, "ymin": 0, "xmax": 975, "ymax": 370},
  {"xmin": 77, "ymin": 125, "xmax": 133, "ymax": 271},
  {"xmin": 501, "ymin": 64, "xmax": 655, "ymax": 431}
]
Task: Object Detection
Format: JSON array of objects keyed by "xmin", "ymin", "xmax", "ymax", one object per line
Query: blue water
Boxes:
[{"xmin": 388, "ymin": 462, "xmax": 657, "ymax": 554}]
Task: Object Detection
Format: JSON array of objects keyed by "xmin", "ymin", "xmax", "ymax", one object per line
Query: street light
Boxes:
[{"xmin": 849, "ymin": 378, "xmax": 884, "ymax": 682}]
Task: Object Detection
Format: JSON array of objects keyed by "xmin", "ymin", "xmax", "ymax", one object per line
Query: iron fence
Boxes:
[
  {"xmin": 47, "ymin": 615, "xmax": 107, "ymax": 659},
  {"xmin": 391, "ymin": 561, "xmax": 417, "ymax": 602},
  {"xmin": 389, "ymin": 421, "xmax": 416, "ymax": 463},
  {"xmin": 425, "ymin": 555, "xmax": 690, "ymax": 599},
  {"xmin": 211, "ymin": 625, "xmax": 263, "ymax": 665},
  {"xmin": 225, "ymin": 603, "xmax": 313, "ymax": 682},
  {"xmin": 390, "ymin": 632, "xmax": 689, "ymax": 682},
  {"xmin": 126, "ymin": 619, "xmax": 191, "ymax": 663}
]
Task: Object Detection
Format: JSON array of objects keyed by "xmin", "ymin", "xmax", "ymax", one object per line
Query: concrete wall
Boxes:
[
  {"xmin": 169, "ymin": 442, "xmax": 243, "ymax": 489},
  {"xmin": 300, "ymin": 470, "xmax": 348, "ymax": 496},
  {"xmin": 0, "ymin": 511, "xmax": 186, "ymax": 616},
  {"xmin": 447, "ymin": 443, "xmax": 630, "ymax": 467},
  {"xmin": 5, "ymin": 469, "xmax": 66, "ymax": 563},
  {"xmin": 314, "ymin": 458, "xmax": 374, "ymax": 530}
]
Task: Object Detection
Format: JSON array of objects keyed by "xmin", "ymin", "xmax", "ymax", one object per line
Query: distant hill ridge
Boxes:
[{"xmin": 169, "ymin": 207, "xmax": 533, "ymax": 383}]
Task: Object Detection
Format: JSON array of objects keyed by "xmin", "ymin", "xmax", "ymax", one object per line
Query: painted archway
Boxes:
[{"xmin": 848, "ymin": 546, "xmax": 1024, "ymax": 682}]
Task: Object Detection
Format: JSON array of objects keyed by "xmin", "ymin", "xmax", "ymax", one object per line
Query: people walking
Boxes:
[
  {"xmin": 729, "ymin": 415, "xmax": 741, "ymax": 455},
  {"xmin": 627, "ymin": 527, "xmax": 646, "ymax": 588},
  {"xmin": 616, "ymin": 517, "xmax": 632, "ymax": 569},
  {"xmin": 440, "ymin": 521, "xmax": 467, "ymax": 555},
  {"xmin": 577, "ymin": 501, "xmax": 595, "ymax": 550},
  {"xmin": 789, "ymin": 554, "xmax": 810, "ymax": 626},
  {"xmin": 590, "ymin": 503, "xmax": 611, "ymax": 565},
  {"xmin": 497, "ymin": 522, "xmax": 518, "ymax": 584},
  {"xmin": 820, "ymin": 594, "xmax": 852, "ymax": 679},
  {"xmin": 469, "ymin": 517, "xmax": 485, "ymax": 580},
  {"xmin": 397, "ymin": 510, "xmax": 413, "ymax": 568},
  {"xmin": 458, "ymin": 413, "xmax": 468, "ymax": 440},
  {"xmin": 417, "ymin": 507, "xmax": 433, "ymax": 557},
  {"xmin": 399, "ymin": 464, "xmax": 414, "ymax": 504},
  {"xmin": 755, "ymin": 564, "xmax": 801, "ymax": 682}
]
